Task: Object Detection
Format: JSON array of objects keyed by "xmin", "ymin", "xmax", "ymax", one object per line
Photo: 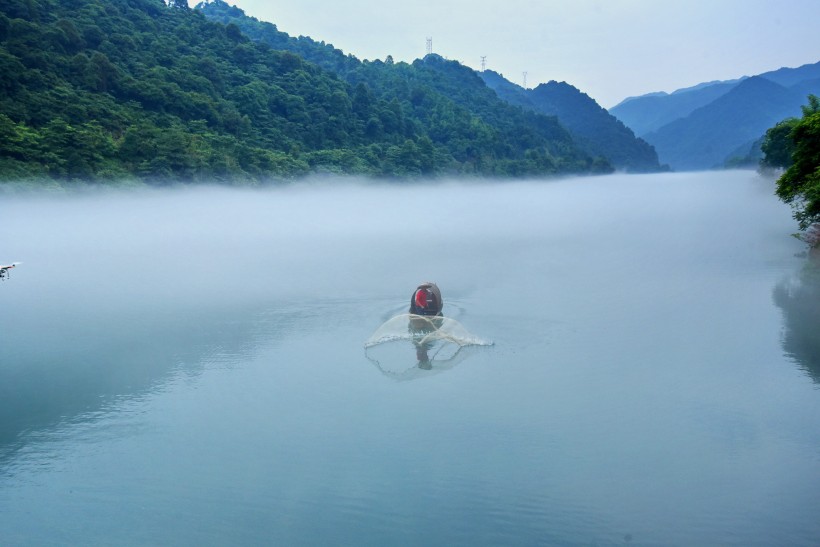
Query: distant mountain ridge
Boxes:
[
  {"xmin": 479, "ymin": 71, "xmax": 662, "ymax": 173},
  {"xmin": 761, "ymin": 62, "xmax": 820, "ymax": 88},
  {"xmin": 644, "ymin": 77, "xmax": 806, "ymax": 171},
  {"xmin": 611, "ymin": 80, "xmax": 742, "ymax": 137},
  {"xmin": 610, "ymin": 61, "xmax": 820, "ymax": 170}
]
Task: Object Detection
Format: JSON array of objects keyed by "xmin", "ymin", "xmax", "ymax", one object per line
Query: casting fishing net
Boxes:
[{"xmin": 364, "ymin": 314, "xmax": 492, "ymax": 381}]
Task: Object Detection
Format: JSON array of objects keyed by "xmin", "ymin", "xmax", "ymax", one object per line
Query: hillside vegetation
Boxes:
[
  {"xmin": 201, "ymin": 1, "xmax": 655, "ymax": 173},
  {"xmin": 763, "ymin": 95, "xmax": 820, "ymax": 238},
  {"xmin": 0, "ymin": 0, "xmax": 606, "ymax": 186},
  {"xmin": 479, "ymin": 71, "xmax": 661, "ymax": 172}
]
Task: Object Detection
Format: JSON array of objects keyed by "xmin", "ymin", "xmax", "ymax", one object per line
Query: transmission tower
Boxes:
[
  {"xmin": 523, "ymin": 71, "xmax": 528, "ymax": 88},
  {"xmin": 426, "ymin": 37, "xmax": 433, "ymax": 55},
  {"xmin": 480, "ymin": 56, "xmax": 487, "ymax": 72}
]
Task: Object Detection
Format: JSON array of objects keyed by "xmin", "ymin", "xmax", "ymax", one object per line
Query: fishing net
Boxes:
[{"xmin": 364, "ymin": 314, "xmax": 492, "ymax": 380}]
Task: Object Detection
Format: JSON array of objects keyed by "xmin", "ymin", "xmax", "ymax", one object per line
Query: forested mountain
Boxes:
[
  {"xmin": 196, "ymin": 0, "xmax": 608, "ymax": 177},
  {"xmin": 610, "ymin": 61, "xmax": 820, "ymax": 171},
  {"xmin": 479, "ymin": 70, "xmax": 662, "ymax": 172},
  {"xmin": 196, "ymin": 0, "xmax": 359, "ymax": 76},
  {"xmin": 0, "ymin": 0, "xmax": 605, "ymax": 186},
  {"xmin": 201, "ymin": 0, "xmax": 657, "ymax": 173}
]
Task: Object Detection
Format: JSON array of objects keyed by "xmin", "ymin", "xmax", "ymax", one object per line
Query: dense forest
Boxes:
[
  {"xmin": 197, "ymin": 0, "xmax": 609, "ymax": 176},
  {"xmin": 0, "ymin": 0, "xmax": 609, "ymax": 186},
  {"xmin": 762, "ymin": 95, "xmax": 820, "ymax": 243},
  {"xmin": 478, "ymin": 71, "xmax": 661, "ymax": 173}
]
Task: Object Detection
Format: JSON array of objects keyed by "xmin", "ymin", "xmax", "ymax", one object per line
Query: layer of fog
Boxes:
[
  {"xmin": 2, "ymin": 171, "xmax": 799, "ymax": 310},
  {"xmin": 0, "ymin": 172, "xmax": 805, "ymax": 427},
  {"xmin": 1, "ymin": 171, "xmax": 805, "ymax": 366}
]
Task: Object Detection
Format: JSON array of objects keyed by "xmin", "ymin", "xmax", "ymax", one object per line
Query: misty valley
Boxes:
[{"xmin": 3, "ymin": 0, "xmax": 820, "ymax": 545}]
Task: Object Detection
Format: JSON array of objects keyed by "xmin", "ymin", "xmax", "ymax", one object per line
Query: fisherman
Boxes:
[
  {"xmin": 409, "ymin": 282, "xmax": 443, "ymax": 317},
  {"xmin": 408, "ymin": 282, "xmax": 443, "ymax": 369}
]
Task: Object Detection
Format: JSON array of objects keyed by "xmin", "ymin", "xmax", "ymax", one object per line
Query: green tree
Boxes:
[
  {"xmin": 775, "ymin": 95, "xmax": 820, "ymax": 233},
  {"xmin": 760, "ymin": 118, "xmax": 798, "ymax": 170}
]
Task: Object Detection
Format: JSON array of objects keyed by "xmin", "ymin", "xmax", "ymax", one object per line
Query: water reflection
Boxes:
[
  {"xmin": 366, "ymin": 338, "xmax": 484, "ymax": 381},
  {"xmin": 0, "ymin": 301, "xmax": 296, "ymax": 465},
  {"xmin": 409, "ymin": 313, "xmax": 444, "ymax": 369},
  {"xmin": 773, "ymin": 257, "xmax": 820, "ymax": 382},
  {"xmin": 364, "ymin": 314, "xmax": 492, "ymax": 381}
]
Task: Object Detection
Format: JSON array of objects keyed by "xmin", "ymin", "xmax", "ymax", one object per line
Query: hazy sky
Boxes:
[{"xmin": 221, "ymin": 0, "xmax": 819, "ymax": 108}]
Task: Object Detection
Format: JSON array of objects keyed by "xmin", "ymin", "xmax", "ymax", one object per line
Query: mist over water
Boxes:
[{"xmin": 1, "ymin": 171, "xmax": 820, "ymax": 545}]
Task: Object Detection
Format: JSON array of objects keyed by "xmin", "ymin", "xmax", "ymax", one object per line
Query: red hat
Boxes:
[{"xmin": 415, "ymin": 289, "xmax": 429, "ymax": 309}]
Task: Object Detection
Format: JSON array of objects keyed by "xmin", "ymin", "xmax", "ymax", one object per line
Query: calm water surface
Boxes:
[{"xmin": 1, "ymin": 171, "xmax": 819, "ymax": 546}]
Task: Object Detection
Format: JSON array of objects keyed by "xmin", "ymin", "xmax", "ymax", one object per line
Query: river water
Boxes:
[{"xmin": 1, "ymin": 171, "xmax": 819, "ymax": 546}]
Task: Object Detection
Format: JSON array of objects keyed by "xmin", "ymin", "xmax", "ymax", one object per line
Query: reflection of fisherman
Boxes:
[{"xmin": 408, "ymin": 282, "xmax": 443, "ymax": 369}]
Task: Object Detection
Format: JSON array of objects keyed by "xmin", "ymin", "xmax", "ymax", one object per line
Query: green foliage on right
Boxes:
[
  {"xmin": 774, "ymin": 95, "xmax": 820, "ymax": 231},
  {"xmin": 760, "ymin": 118, "xmax": 798, "ymax": 171}
]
